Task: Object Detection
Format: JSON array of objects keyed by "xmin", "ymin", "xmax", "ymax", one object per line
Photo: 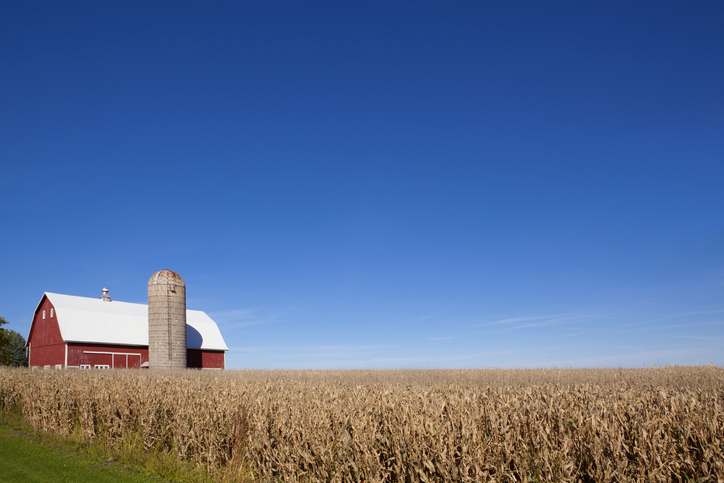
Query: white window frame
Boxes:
[
  {"xmin": 50, "ymin": 308, "xmax": 54, "ymax": 318},
  {"xmin": 80, "ymin": 364, "xmax": 91, "ymax": 370},
  {"xmin": 94, "ymin": 364, "xmax": 110, "ymax": 370},
  {"xmin": 43, "ymin": 310, "xmax": 46, "ymax": 319}
]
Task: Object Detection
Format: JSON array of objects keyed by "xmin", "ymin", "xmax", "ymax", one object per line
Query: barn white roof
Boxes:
[{"xmin": 39, "ymin": 292, "xmax": 228, "ymax": 351}]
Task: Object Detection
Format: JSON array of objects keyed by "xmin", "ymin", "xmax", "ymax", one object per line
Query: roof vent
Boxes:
[{"xmin": 100, "ymin": 287, "xmax": 112, "ymax": 302}]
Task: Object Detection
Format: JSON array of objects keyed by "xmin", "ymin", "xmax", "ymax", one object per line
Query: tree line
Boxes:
[{"xmin": 0, "ymin": 316, "xmax": 28, "ymax": 367}]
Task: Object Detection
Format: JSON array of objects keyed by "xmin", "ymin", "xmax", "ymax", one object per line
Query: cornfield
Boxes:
[{"xmin": 1, "ymin": 366, "xmax": 722, "ymax": 482}]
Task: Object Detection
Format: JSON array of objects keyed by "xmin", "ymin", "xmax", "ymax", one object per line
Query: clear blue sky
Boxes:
[{"xmin": 1, "ymin": 1, "xmax": 722, "ymax": 369}]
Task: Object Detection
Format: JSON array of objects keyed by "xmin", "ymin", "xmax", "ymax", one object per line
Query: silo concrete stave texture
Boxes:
[{"xmin": 148, "ymin": 270, "xmax": 187, "ymax": 369}]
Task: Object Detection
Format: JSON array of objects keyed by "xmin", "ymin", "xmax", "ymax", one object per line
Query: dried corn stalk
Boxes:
[{"xmin": 1, "ymin": 366, "xmax": 722, "ymax": 482}]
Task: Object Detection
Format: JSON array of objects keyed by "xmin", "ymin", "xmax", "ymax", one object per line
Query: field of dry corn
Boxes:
[{"xmin": 1, "ymin": 366, "xmax": 723, "ymax": 482}]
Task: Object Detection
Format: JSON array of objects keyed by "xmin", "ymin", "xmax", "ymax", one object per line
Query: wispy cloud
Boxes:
[
  {"xmin": 664, "ymin": 335, "xmax": 724, "ymax": 341},
  {"xmin": 613, "ymin": 345, "xmax": 647, "ymax": 351},
  {"xmin": 226, "ymin": 344, "xmax": 395, "ymax": 369},
  {"xmin": 367, "ymin": 350, "xmax": 512, "ymax": 366},
  {"xmin": 650, "ymin": 308, "xmax": 724, "ymax": 324},
  {"xmin": 227, "ymin": 345, "xmax": 514, "ymax": 368},
  {"xmin": 478, "ymin": 313, "xmax": 611, "ymax": 331},
  {"xmin": 481, "ymin": 306, "xmax": 724, "ymax": 334},
  {"xmin": 514, "ymin": 314, "xmax": 602, "ymax": 329},
  {"xmin": 230, "ymin": 344, "xmax": 391, "ymax": 360},
  {"xmin": 617, "ymin": 323, "xmax": 694, "ymax": 333},
  {"xmin": 548, "ymin": 348, "xmax": 711, "ymax": 367},
  {"xmin": 209, "ymin": 308, "xmax": 278, "ymax": 329},
  {"xmin": 224, "ymin": 304, "xmax": 724, "ymax": 369},
  {"xmin": 477, "ymin": 314, "xmax": 568, "ymax": 327},
  {"xmin": 561, "ymin": 330, "xmax": 600, "ymax": 338}
]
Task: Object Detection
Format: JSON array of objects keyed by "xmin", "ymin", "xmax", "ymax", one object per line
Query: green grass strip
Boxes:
[{"xmin": 0, "ymin": 427, "xmax": 163, "ymax": 483}]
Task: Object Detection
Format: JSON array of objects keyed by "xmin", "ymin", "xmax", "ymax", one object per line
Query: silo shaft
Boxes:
[{"xmin": 148, "ymin": 270, "xmax": 187, "ymax": 369}]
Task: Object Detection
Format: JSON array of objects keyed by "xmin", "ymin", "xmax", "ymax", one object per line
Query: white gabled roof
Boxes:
[{"xmin": 39, "ymin": 292, "xmax": 228, "ymax": 351}]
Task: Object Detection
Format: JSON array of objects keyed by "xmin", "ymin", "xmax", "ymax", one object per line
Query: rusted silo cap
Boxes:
[{"xmin": 148, "ymin": 269, "xmax": 185, "ymax": 287}]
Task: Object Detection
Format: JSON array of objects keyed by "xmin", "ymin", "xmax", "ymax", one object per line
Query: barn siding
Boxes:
[
  {"xmin": 28, "ymin": 297, "xmax": 63, "ymax": 346},
  {"xmin": 29, "ymin": 342, "xmax": 65, "ymax": 368},
  {"xmin": 187, "ymin": 349, "xmax": 225, "ymax": 369},
  {"xmin": 28, "ymin": 297, "xmax": 66, "ymax": 368},
  {"xmin": 67, "ymin": 343, "xmax": 148, "ymax": 369}
]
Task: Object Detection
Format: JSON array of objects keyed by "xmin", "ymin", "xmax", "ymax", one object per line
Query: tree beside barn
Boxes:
[{"xmin": 0, "ymin": 317, "xmax": 28, "ymax": 366}]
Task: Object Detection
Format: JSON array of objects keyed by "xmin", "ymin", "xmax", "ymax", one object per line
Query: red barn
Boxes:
[{"xmin": 28, "ymin": 291, "xmax": 228, "ymax": 369}]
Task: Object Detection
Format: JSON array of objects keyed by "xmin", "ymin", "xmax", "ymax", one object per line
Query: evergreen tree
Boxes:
[{"xmin": 6, "ymin": 330, "xmax": 28, "ymax": 367}]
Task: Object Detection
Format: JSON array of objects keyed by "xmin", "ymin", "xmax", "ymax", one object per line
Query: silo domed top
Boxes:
[{"xmin": 148, "ymin": 270, "xmax": 185, "ymax": 287}]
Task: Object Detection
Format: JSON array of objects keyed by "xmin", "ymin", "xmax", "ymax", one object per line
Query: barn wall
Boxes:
[
  {"xmin": 28, "ymin": 297, "xmax": 66, "ymax": 368},
  {"xmin": 67, "ymin": 343, "xmax": 148, "ymax": 369},
  {"xmin": 29, "ymin": 342, "xmax": 65, "ymax": 368},
  {"xmin": 187, "ymin": 349, "xmax": 225, "ymax": 369}
]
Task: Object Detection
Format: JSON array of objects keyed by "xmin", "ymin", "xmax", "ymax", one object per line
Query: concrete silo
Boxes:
[{"xmin": 148, "ymin": 270, "xmax": 187, "ymax": 369}]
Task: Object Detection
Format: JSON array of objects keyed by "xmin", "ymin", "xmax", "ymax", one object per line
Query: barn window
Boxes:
[
  {"xmin": 94, "ymin": 364, "xmax": 110, "ymax": 370},
  {"xmin": 80, "ymin": 364, "xmax": 91, "ymax": 370},
  {"xmin": 43, "ymin": 310, "xmax": 46, "ymax": 319},
  {"xmin": 51, "ymin": 308, "xmax": 54, "ymax": 318},
  {"xmin": 55, "ymin": 364, "xmax": 63, "ymax": 370}
]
